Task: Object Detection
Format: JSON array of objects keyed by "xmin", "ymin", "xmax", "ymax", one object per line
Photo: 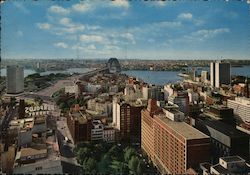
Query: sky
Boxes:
[{"xmin": 1, "ymin": 0, "xmax": 250, "ymax": 60}]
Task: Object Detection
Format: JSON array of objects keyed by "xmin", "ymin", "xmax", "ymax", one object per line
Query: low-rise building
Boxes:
[
  {"xmin": 168, "ymin": 91, "xmax": 190, "ymax": 115},
  {"xmin": 200, "ymin": 156, "xmax": 250, "ymax": 175},
  {"xmin": 193, "ymin": 118, "xmax": 249, "ymax": 162},
  {"xmin": 9, "ymin": 116, "xmax": 47, "ymax": 146},
  {"xmin": 13, "ymin": 133, "xmax": 62, "ymax": 174}
]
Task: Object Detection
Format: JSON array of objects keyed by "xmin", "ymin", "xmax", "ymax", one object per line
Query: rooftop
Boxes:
[
  {"xmin": 212, "ymin": 164, "xmax": 228, "ymax": 174},
  {"xmin": 20, "ymin": 144, "xmax": 47, "ymax": 158},
  {"xmin": 221, "ymin": 156, "xmax": 245, "ymax": 163},
  {"xmin": 70, "ymin": 111, "xmax": 90, "ymax": 124},
  {"xmin": 197, "ymin": 118, "xmax": 249, "ymax": 138},
  {"xmin": 10, "ymin": 117, "xmax": 34, "ymax": 130},
  {"xmin": 15, "ymin": 134, "xmax": 60, "ymax": 167},
  {"xmin": 157, "ymin": 114, "xmax": 209, "ymax": 140}
]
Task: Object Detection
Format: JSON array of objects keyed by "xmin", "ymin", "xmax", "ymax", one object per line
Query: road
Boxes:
[
  {"xmin": 36, "ymin": 79, "xmax": 75, "ymax": 97},
  {"xmin": 35, "ymin": 67, "xmax": 107, "ymax": 98},
  {"xmin": 56, "ymin": 116, "xmax": 80, "ymax": 167},
  {"xmin": 0, "ymin": 106, "xmax": 17, "ymax": 138}
]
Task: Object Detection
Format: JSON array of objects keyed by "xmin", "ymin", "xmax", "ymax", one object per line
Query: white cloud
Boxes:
[
  {"xmin": 155, "ymin": 1, "xmax": 167, "ymax": 7},
  {"xmin": 37, "ymin": 23, "xmax": 51, "ymax": 30},
  {"xmin": 148, "ymin": 39, "xmax": 155, "ymax": 43},
  {"xmin": 178, "ymin": 13, "xmax": 193, "ymax": 20},
  {"xmin": 191, "ymin": 28, "xmax": 230, "ymax": 40},
  {"xmin": 154, "ymin": 21, "xmax": 182, "ymax": 28},
  {"xmin": 79, "ymin": 34, "xmax": 104, "ymax": 43},
  {"xmin": 121, "ymin": 32, "xmax": 136, "ymax": 44},
  {"xmin": 48, "ymin": 5, "xmax": 70, "ymax": 15},
  {"xmin": 110, "ymin": 0, "xmax": 129, "ymax": 8},
  {"xmin": 54, "ymin": 42, "xmax": 68, "ymax": 48},
  {"xmin": 86, "ymin": 44, "xmax": 96, "ymax": 50},
  {"xmin": 105, "ymin": 45, "xmax": 121, "ymax": 50},
  {"xmin": 16, "ymin": 30, "xmax": 23, "ymax": 37},
  {"xmin": 86, "ymin": 25, "xmax": 101, "ymax": 30},
  {"xmin": 57, "ymin": 18, "xmax": 85, "ymax": 34},
  {"xmin": 62, "ymin": 26, "xmax": 85, "ymax": 34},
  {"xmin": 59, "ymin": 18, "xmax": 74, "ymax": 27},
  {"xmin": 13, "ymin": 2, "xmax": 30, "ymax": 14},
  {"xmin": 72, "ymin": 3, "xmax": 91, "ymax": 12}
]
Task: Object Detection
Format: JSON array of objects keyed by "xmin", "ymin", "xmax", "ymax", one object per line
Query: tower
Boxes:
[
  {"xmin": 245, "ymin": 77, "xmax": 249, "ymax": 98},
  {"xmin": 210, "ymin": 61, "xmax": 231, "ymax": 88},
  {"xmin": 6, "ymin": 65, "xmax": 24, "ymax": 94}
]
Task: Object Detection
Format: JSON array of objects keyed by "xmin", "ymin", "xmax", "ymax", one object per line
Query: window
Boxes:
[{"xmin": 35, "ymin": 167, "xmax": 42, "ymax": 171}]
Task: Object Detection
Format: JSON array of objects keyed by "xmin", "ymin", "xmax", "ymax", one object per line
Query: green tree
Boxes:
[
  {"xmin": 10, "ymin": 97, "xmax": 16, "ymax": 106},
  {"xmin": 128, "ymin": 156, "xmax": 139, "ymax": 174},
  {"xmin": 136, "ymin": 161, "xmax": 145, "ymax": 175},
  {"xmin": 108, "ymin": 145, "xmax": 123, "ymax": 161},
  {"xmin": 84, "ymin": 157, "xmax": 97, "ymax": 173},
  {"xmin": 77, "ymin": 147, "xmax": 90, "ymax": 165},
  {"xmin": 124, "ymin": 147, "xmax": 137, "ymax": 162},
  {"xmin": 98, "ymin": 153, "xmax": 111, "ymax": 173},
  {"xmin": 34, "ymin": 96, "xmax": 43, "ymax": 106}
]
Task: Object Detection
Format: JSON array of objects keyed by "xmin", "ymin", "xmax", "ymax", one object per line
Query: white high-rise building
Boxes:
[
  {"xmin": 6, "ymin": 65, "xmax": 24, "ymax": 94},
  {"xmin": 227, "ymin": 97, "xmax": 250, "ymax": 123},
  {"xmin": 201, "ymin": 71, "xmax": 208, "ymax": 83},
  {"xmin": 210, "ymin": 62, "xmax": 231, "ymax": 88}
]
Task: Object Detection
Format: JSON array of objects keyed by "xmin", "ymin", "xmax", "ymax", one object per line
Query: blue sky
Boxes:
[{"xmin": 1, "ymin": 0, "xmax": 250, "ymax": 60}]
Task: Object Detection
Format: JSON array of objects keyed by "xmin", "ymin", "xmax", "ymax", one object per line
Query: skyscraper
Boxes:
[
  {"xmin": 6, "ymin": 65, "xmax": 24, "ymax": 94},
  {"xmin": 0, "ymin": 57, "xmax": 1, "ymax": 78},
  {"xmin": 210, "ymin": 62, "xmax": 231, "ymax": 88},
  {"xmin": 210, "ymin": 62, "xmax": 216, "ymax": 87}
]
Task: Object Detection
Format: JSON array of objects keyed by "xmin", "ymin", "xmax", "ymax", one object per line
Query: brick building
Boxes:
[
  {"xmin": 67, "ymin": 110, "xmax": 92, "ymax": 143},
  {"xmin": 141, "ymin": 99, "xmax": 210, "ymax": 174}
]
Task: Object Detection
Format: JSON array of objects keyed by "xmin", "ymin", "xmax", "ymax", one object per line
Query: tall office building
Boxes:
[
  {"xmin": 210, "ymin": 62, "xmax": 231, "ymax": 88},
  {"xmin": 210, "ymin": 62, "xmax": 216, "ymax": 87},
  {"xmin": 0, "ymin": 57, "xmax": 1, "ymax": 78},
  {"xmin": 141, "ymin": 99, "xmax": 210, "ymax": 174},
  {"xmin": 201, "ymin": 71, "xmax": 208, "ymax": 83},
  {"xmin": 6, "ymin": 65, "xmax": 24, "ymax": 94},
  {"xmin": 113, "ymin": 97, "xmax": 145, "ymax": 142}
]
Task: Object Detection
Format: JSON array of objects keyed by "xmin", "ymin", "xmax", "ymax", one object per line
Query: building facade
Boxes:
[
  {"xmin": 210, "ymin": 62, "xmax": 231, "ymax": 88},
  {"xmin": 6, "ymin": 65, "xmax": 24, "ymax": 94},
  {"xmin": 141, "ymin": 99, "xmax": 210, "ymax": 174},
  {"xmin": 227, "ymin": 97, "xmax": 250, "ymax": 123},
  {"xmin": 193, "ymin": 118, "xmax": 249, "ymax": 162},
  {"xmin": 67, "ymin": 111, "xmax": 92, "ymax": 143},
  {"xmin": 113, "ymin": 98, "xmax": 144, "ymax": 142}
]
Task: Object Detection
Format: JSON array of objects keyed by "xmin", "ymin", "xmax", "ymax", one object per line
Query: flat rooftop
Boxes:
[
  {"xmin": 197, "ymin": 117, "xmax": 249, "ymax": 138},
  {"xmin": 70, "ymin": 111, "xmax": 90, "ymax": 124},
  {"xmin": 20, "ymin": 144, "xmax": 47, "ymax": 158},
  {"xmin": 10, "ymin": 117, "xmax": 34, "ymax": 130},
  {"xmin": 212, "ymin": 164, "xmax": 228, "ymax": 174},
  {"xmin": 15, "ymin": 134, "xmax": 60, "ymax": 167},
  {"xmin": 157, "ymin": 114, "xmax": 209, "ymax": 140},
  {"xmin": 221, "ymin": 156, "xmax": 245, "ymax": 163}
]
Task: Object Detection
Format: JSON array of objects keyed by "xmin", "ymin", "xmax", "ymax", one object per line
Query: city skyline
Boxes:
[{"xmin": 1, "ymin": 0, "xmax": 250, "ymax": 60}]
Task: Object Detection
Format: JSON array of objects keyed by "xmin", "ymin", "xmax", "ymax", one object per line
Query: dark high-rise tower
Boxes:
[
  {"xmin": 18, "ymin": 99, "xmax": 25, "ymax": 119},
  {"xmin": 245, "ymin": 77, "xmax": 249, "ymax": 98},
  {"xmin": 0, "ymin": 57, "xmax": 1, "ymax": 78},
  {"xmin": 210, "ymin": 61, "xmax": 231, "ymax": 88}
]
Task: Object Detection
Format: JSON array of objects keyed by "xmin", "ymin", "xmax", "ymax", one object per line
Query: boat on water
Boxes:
[{"xmin": 178, "ymin": 73, "xmax": 189, "ymax": 77}]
